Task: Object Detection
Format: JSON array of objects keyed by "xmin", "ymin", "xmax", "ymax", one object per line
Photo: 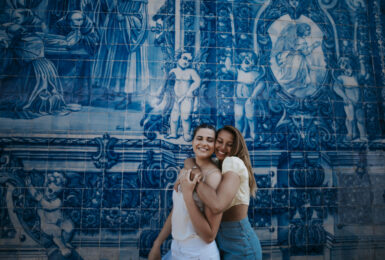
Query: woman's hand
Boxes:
[
  {"xmin": 174, "ymin": 167, "xmax": 202, "ymax": 191},
  {"xmin": 180, "ymin": 169, "xmax": 200, "ymax": 197}
]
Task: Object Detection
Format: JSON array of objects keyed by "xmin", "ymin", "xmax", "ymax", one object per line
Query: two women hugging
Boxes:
[{"xmin": 148, "ymin": 124, "xmax": 262, "ymax": 260}]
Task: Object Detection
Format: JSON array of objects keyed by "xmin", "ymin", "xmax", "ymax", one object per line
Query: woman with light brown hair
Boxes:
[
  {"xmin": 180, "ymin": 125, "xmax": 262, "ymax": 259},
  {"xmin": 149, "ymin": 124, "xmax": 222, "ymax": 260}
]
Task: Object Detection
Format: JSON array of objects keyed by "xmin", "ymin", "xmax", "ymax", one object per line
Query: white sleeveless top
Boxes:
[
  {"xmin": 171, "ymin": 188, "xmax": 203, "ymax": 241},
  {"xmin": 171, "ymin": 167, "xmax": 218, "ymax": 241}
]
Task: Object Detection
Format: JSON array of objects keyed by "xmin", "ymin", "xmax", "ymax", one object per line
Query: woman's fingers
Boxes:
[
  {"xmin": 186, "ymin": 169, "xmax": 200, "ymax": 186},
  {"xmin": 191, "ymin": 172, "xmax": 200, "ymax": 185},
  {"xmin": 186, "ymin": 169, "xmax": 193, "ymax": 182}
]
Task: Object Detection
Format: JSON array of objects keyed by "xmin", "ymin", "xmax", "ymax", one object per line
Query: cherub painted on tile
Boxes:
[
  {"xmin": 333, "ymin": 57, "xmax": 367, "ymax": 142},
  {"xmin": 223, "ymin": 50, "xmax": 266, "ymax": 139},
  {"xmin": 25, "ymin": 172, "xmax": 74, "ymax": 257},
  {"xmin": 166, "ymin": 50, "xmax": 201, "ymax": 141}
]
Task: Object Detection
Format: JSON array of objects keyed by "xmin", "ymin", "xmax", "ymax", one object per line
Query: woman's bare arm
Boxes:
[
  {"xmin": 148, "ymin": 209, "xmax": 172, "ymax": 260},
  {"xmin": 196, "ymin": 171, "xmax": 240, "ymax": 214}
]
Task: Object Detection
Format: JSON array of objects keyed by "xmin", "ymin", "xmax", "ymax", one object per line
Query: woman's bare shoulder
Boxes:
[{"xmin": 204, "ymin": 166, "xmax": 222, "ymax": 189}]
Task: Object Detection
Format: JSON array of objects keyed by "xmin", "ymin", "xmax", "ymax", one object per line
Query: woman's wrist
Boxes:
[
  {"xmin": 152, "ymin": 239, "xmax": 162, "ymax": 247},
  {"xmin": 182, "ymin": 189, "xmax": 194, "ymax": 202}
]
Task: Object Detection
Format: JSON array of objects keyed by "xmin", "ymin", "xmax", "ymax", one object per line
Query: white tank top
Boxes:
[
  {"xmin": 171, "ymin": 188, "xmax": 203, "ymax": 241},
  {"xmin": 171, "ymin": 167, "xmax": 218, "ymax": 241}
]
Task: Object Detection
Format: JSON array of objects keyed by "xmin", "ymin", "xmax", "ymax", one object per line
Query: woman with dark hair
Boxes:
[
  {"xmin": 180, "ymin": 125, "xmax": 262, "ymax": 259},
  {"xmin": 148, "ymin": 124, "xmax": 222, "ymax": 260}
]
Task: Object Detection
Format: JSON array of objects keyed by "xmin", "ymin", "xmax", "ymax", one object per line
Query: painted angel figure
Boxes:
[
  {"xmin": 140, "ymin": 50, "xmax": 201, "ymax": 141},
  {"xmin": 221, "ymin": 50, "xmax": 266, "ymax": 139},
  {"xmin": 273, "ymin": 23, "xmax": 321, "ymax": 95},
  {"xmin": 25, "ymin": 172, "xmax": 74, "ymax": 257},
  {"xmin": 333, "ymin": 57, "xmax": 367, "ymax": 142},
  {"xmin": 166, "ymin": 50, "xmax": 201, "ymax": 141}
]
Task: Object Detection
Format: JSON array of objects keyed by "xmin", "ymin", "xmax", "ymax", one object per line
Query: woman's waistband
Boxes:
[
  {"xmin": 173, "ymin": 235, "xmax": 215, "ymax": 248},
  {"xmin": 219, "ymin": 217, "xmax": 251, "ymax": 229}
]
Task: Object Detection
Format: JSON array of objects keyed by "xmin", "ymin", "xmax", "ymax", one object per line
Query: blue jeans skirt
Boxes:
[{"xmin": 216, "ymin": 217, "xmax": 262, "ymax": 260}]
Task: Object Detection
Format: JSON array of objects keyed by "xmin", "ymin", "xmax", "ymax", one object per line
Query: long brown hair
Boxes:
[{"xmin": 217, "ymin": 125, "xmax": 257, "ymax": 196}]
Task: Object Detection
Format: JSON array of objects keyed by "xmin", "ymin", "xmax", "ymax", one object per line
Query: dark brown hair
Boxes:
[
  {"xmin": 217, "ymin": 125, "xmax": 257, "ymax": 196},
  {"xmin": 193, "ymin": 123, "xmax": 216, "ymax": 139}
]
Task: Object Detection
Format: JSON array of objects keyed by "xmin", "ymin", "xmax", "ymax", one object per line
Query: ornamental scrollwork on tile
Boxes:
[{"xmin": 91, "ymin": 133, "xmax": 119, "ymax": 170}]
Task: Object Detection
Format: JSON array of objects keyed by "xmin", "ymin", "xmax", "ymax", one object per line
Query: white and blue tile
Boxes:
[{"xmin": 0, "ymin": 0, "xmax": 385, "ymax": 259}]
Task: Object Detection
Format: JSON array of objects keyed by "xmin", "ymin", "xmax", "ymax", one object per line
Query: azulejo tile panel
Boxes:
[{"xmin": 0, "ymin": 0, "xmax": 385, "ymax": 259}]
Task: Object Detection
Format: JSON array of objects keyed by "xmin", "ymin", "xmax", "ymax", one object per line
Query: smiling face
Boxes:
[
  {"xmin": 192, "ymin": 128, "xmax": 216, "ymax": 160},
  {"xmin": 215, "ymin": 130, "xmax": 234, "ymax": 161}
]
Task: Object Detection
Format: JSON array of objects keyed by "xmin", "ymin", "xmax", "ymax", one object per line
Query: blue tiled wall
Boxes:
[{"xmin": 0, "ymin": 0, "xmax": 385, "ymax": 259}]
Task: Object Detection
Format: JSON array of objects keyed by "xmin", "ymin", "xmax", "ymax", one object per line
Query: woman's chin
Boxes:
[
  {"xmin": 215, "ymin": 153, "xmax": 226, "ymax": 161},
  {"xmin": 195, "ymin": 153, "xmax": 213, "ymax": 160}
]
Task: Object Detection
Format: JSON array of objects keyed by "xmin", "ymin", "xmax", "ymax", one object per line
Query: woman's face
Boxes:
[
  {"xmin": 192, "ymin": 128, "xmax": 216, "ymax": 159},
  {"xmin": 215, "ymin": 130, "xmax": 234, "ymax": 161}
]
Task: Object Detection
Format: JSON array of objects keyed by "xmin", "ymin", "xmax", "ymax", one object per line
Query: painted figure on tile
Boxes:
[
  {"xmin": 333, "ymin": 57, "xmax": 367, "ymax": 142},
  {"xmin": 3, "ymin": 9, "xmax": 67, "ymax": 117},
  {"xmin": 25, "ymin": 172, "xmax": 74, "ymax": 257},
  {"xmin": 165, "ymin": 50, "xmax": 201, "ymax": 141},
  {"xmin": 223, "ymin": 50, "xmax": 266, "ymax": 139},
  {"xmin": 273, "ymin": 23, "xmax": 321, "ymax": 96},
  {"xmin": 151, "ymin": 0, "xmax": 175, "ymax": 61},
  {"xmin": 0, "ymin": 27, "xmax": 12, "ymax": 77},
  {"xmin": 55, "ymin": 10, "xmax": 99, "ymax": 55},
  {"xmin": 91, "ymin": 0, "xmax": 147, "ymax": 109},
  {"xmin": 80, "ymin": 0, "xmax": 102, "ymax": 27}
]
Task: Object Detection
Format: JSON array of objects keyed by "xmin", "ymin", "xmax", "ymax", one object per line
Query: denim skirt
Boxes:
[{"xmin": 216, "ymin": 217, "xmax": 262, "ymax": 260}]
